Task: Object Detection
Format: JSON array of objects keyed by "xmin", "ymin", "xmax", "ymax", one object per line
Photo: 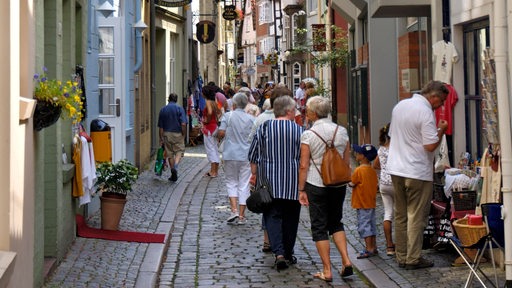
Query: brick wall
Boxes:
[{"xmin": 397, "ymin": 31, "xmax": 427, "ymax": 100}]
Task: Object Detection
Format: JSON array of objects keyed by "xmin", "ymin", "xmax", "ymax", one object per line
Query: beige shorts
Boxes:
[{"xmin": 163, "ymin": 131, "xmax": 185, "ymax": 158}]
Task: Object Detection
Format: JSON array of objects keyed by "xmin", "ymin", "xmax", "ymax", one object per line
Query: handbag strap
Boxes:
[{"xmin": 309, "ymin": 125, "xmax": 339, "ymax": 175}]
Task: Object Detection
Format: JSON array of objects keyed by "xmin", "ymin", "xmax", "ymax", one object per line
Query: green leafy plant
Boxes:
[
  {"xmin": 33, "ymin": 66, "xmax": 83, "ymax": 124},
  {"xmin": 96, "ymin": 159, "xmax": 139, "ymax": 197},
  {"xmin": 291, "ymin": 25, "xmax": 349, "ymax": 68}
]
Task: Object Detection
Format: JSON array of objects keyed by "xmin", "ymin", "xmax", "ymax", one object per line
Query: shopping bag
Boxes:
[
  {"xmin": 423, "ymin": 213, "xmax": 436, "ymax": 249},
  {"xmin": 154, "ymin": 145, "xmax": 165, "ymax": 176},
  {"xmin": 436, "ymin": 198, "xmax": 453, "ymax": 245},
  {"xmin": 434, "ymin": 135, "xmax": 450, "ymax": 172}
]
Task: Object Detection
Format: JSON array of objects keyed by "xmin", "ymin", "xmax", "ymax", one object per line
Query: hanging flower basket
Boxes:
[
  {"xmin": 33, "ymin": 100, "xmax": 62, "ymax": 131},
  {"xmin": 32, "ymin": 66, "xmax": 83, "ymax": 131}
]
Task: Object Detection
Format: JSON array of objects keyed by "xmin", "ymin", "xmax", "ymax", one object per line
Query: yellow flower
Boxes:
[{"xmin": 33, "ymin": 67, "xmax": 83, "ymax": 123}]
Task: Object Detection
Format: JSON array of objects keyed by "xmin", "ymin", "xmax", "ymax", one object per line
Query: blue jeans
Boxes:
[{"xmin": 263, "ymin": 198, "xmax": 301, "ymax": 258}]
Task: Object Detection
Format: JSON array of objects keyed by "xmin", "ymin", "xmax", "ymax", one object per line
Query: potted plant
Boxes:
[
  {"xmin": 95, "ymin": 159, "xmax": 139, "ymax": 230},
  {"xmin": 33, "ymin": 66, "xmax": 83, "ymax": 130}
]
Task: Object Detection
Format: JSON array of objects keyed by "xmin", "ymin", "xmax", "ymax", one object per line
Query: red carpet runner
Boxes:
[{"xmin": 76, "ymin": 215, "xmax": 165, "ymax": 243}]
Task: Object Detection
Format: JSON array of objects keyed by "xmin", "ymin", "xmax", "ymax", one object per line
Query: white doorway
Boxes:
[{"xmin": 97, "ymin": 17, "xmax": 125, "ymax": 162}]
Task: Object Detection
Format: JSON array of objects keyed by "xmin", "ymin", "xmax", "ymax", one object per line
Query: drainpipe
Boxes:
[
  {"xmin": 494, "ymin": 0, "xmax": 512, "ymax": 285},
  {"xmin": 87, "ymin": 1, "xmax": 95, "ymax": 54},
  {"xmin": 133, "ymin": 0, "xmax": 143, "ymax": 73}
]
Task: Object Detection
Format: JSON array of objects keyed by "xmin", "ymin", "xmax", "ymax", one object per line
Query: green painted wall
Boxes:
[{"xmin": 34, "ymin": 0, "xmax": 85, "ymax": 286}]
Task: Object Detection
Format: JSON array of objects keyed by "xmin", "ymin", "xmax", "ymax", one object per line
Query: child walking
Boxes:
[
  {"xmin": 373, "ymin": 123, "xmax": 395, "ymax": 256},
  {"xmin": 350, "ymin": 144, "xmax": 379, "ymax": 259}
]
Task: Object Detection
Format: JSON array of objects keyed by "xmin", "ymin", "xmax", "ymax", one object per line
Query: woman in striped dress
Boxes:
[{"xmin": 248, "ymin": 95, "xmax": 304, "ymax": 271}]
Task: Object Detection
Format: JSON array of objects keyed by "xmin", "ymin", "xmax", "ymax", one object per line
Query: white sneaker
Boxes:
[
  {"xmin": 227, "ymin": 211, "xmax": 239, "ymax": 223},
  {"xmin": 237, "ymin": 217, "xmax": 247, "ymax": 225}
]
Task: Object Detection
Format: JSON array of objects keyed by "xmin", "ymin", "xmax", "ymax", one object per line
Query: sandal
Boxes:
[
  {"xmin": 262, "ymin": 242, "xmax": 271, "ymax": 253},
  {"xmin": 313, "ymin": 272, "xmax": 333, "ymax": 282},
  {"xmin": 356, "ymin": 250, "xmax": 376, "ymax": 259},
  {"xmin": 205, "ymin": 172, "xmax": 218, "ymax": 178},
  {"xmin": 275, "ymin": 255, "xmax": 288, "ymax": 271},
  {"xmin": 386, "ymin": 246, "xmax": 396, "ymax": 256},
  {"xmin": 340, "ymin": 265, "xmax": 353, "ymax": 277}
]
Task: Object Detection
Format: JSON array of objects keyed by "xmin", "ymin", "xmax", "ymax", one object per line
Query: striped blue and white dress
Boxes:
[{"xmin": 248, "ymin": 119, "xmax": 304, "ymax": 200}]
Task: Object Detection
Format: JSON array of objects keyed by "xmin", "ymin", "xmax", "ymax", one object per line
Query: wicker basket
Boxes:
[{"xmin": 452, "ymin": 218, "xmax": 487, "ymax": 246}]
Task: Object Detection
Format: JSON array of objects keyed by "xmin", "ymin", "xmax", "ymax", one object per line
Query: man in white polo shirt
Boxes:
[{"xmin": 387, "ymin": 80, "xmax": 448, "ymax": 270}]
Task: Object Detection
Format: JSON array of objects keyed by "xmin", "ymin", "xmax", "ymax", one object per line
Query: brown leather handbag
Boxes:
[{"xmin": 310, "ymin": 125, "xmax": 351, "ymax": 186}]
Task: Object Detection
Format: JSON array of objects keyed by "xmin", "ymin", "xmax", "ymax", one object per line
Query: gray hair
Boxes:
[
  {"xmin": 232, "ymin": 92, "xmax": 248, "ymax": 109},
  {"xmin": 238, "ymin": 87, "xmax": 252, "ymax": 97},
  {"xmin": 306, "ymin": 96, "xmax": 331, "ymax": 118},
  {"xmin": 421, "ymin": 80, "xmax": 449, "ymax": 98},
  {"xmin": 262, "ymin": 98, "xmax": 271, "ymax": 111},
  {"xmin": 273, "ymin": 96, "xmax": 296, "ymax": 117}
]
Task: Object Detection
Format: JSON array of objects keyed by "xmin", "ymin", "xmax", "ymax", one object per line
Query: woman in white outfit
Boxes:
[{"xmin": 217, "ymin": 93, "xmax": 255, "ymax": 224}]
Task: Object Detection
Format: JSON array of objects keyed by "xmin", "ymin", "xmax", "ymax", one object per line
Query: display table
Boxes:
[{"xmin": 431, "ymin": 200, "xmax": 475, "ymax": 220}]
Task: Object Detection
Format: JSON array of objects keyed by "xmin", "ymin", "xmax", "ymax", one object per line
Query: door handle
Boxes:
[{"xmin": 116, "ymin": 98, "xmax": 120, "ymax": 117}]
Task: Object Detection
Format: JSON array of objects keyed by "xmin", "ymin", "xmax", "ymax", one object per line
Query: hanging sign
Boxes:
[
  {"xmin": 246, "ymin": 67, "xmax": 255, "ymax": 75},
  {"xmin": 196, "ymin": 20, "xmax": 216, "ymax": 44},
  {"xmin": 223, "ymin": 5, "xmax": 237, "ymax": 21},
  {"xmin": 156, "ymin": 0, "xmax": 192, "ymax": 7}
]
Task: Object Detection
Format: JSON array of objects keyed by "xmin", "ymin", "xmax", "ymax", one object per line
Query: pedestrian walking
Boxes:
[
  {"xmin": 373, "ymin": 123, "xmax": 395, "ymax": 255},
  {"xmin": 217, "ymin": 93, "xmax": 255, "ymax": 225},
  {"xmin": 248, "ymin": 97, "xmax": 276, "ymax": 253},
  {"xmin": 201, "ymin": 85, "xmax": 222, "ymax": 178},
  {"xmin": 297, "ymin": 96, "xmax": 354, "ymax": 282},
  {"xmin": 248, "ymin": 95, "xmax": 304, "ymax": 271},
  {"xmin": 387, "ymin": 80, "xmax": 449, "ymax": 270},
  {"xmin": 157, "ymin": 93, "xmax": 188, "ymax": 182},
  {"xmin": 350, "ymin": 144, "xmax": 379, "ymax": 259}
]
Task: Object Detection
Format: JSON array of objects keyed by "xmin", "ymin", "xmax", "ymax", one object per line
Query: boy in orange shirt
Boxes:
[{"xmin": 350, "ymin": 144, "xmax": 379, "ymax": 259}]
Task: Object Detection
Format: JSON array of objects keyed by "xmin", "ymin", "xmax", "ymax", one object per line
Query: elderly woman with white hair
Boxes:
[
  {"xmin": 217, "ymin": 92, "xmax": 256, "ymax": 225},
  {"xmin": 298, "ymin": 95, "xmax": 354, "ymax": 282},
  {"xmin": 238, "ymin": 87, "xmax": 261, "ymax": 117}
]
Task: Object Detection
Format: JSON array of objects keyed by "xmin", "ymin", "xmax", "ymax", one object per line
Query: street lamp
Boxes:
[{"xmin": 97, "ymin": 1, "xmax": 116, "ymax": 18}]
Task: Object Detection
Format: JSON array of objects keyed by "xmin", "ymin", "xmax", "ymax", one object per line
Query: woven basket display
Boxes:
[{"xmin": 452, "ymin": 218, "xmax": 487, "ymax": 246}]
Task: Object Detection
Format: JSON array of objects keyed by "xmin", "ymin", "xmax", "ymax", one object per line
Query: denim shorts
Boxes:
[{"xmin": 357, "ymin": 208, "xmax": 376, "ymax": 239}]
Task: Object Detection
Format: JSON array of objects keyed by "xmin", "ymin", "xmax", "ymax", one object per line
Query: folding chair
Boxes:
[{"xmin": 449, "ymin": 203, "xmax": 504, "ymax": 288}]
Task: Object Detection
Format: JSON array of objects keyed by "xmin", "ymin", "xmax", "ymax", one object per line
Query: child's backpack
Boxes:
[{"xmin": 310, "ymin": 125, "xmax": 351, "ymax": 186}]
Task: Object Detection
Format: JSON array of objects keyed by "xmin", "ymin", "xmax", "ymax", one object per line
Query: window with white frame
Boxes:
[
  {"xmin": 258, "ymin": 2, "xmax": 272, "ymax": 24},
  {"xmin": 308, "ymin": 0, "xmax": 317, "ymax": 14},
  {"xmin": 292, "ymin": 14, "xmax": 299, "ymax": 45},
  {"xmin": 284, "ymin": 15, "xmax": 290, "ymax": 29},
  {"xmin": 259, "ymin": 37, "xmax": 275, "ymax": 55},
  {"xmin": 293, "ymin": 62, "xmax": 301, "ymax": 91}
]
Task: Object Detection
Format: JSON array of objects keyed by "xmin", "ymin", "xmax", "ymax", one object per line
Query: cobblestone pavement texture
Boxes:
[{"xmin": 45, "ymin": 144, "xmax": 506, "ymax": 288}]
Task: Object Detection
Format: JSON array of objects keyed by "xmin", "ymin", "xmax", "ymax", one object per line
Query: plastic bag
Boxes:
[
  {"xmin": 154, "ymin": 145, "xmax": 165, "ymax": 176},
  {"xmin": 435, "ymin": 135, "xmax": 450, "ymax": 173}
]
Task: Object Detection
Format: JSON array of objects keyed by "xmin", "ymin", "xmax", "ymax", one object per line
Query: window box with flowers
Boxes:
[
  {"xmin": 95, "ymin": 159, "xmax": 139, "ymax": 230},
  {"xmin": 33, "ymin": 67, "xmax": 83, "ymax": 131}
]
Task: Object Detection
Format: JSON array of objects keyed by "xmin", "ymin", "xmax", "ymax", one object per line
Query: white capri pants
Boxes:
[
  {"xmin": 380, "ymin": 183, "xmax": 395, "ymax": 222},
  {"xmin": 203, "ymin": 131, "xmax": 220, "ymax": 163},
  {"xmin": 224, "ymin": 160, "xmax": 251, "ymax": 205}
]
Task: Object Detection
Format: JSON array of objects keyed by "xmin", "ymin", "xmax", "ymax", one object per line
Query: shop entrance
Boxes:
[{"xmin": 462, "ymin": 19, "xmax": 490, "ymax": 159}]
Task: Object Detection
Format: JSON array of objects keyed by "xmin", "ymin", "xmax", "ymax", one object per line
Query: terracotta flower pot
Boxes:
[{"xmin": 100, "ymin": 195, "xmax": 127, "ymax": 230}]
